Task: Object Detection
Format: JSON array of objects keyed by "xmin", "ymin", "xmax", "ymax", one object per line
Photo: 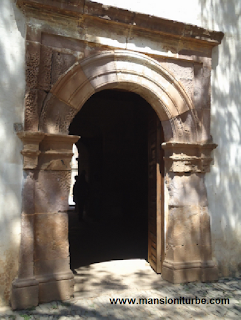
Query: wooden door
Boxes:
[{"xmin": 148, "ymin": 109, "xmax": 164, "ymax": 273}]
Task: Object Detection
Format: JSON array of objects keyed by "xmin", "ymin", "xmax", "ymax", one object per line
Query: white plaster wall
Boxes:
[
  {"xmin": 95, "ymin": 0, "xmax": 241, "ymax": 276},
  {"xmin": 0, "ymin": 0, "xmax": 25, "ymax": 306},
  {"xmin": 200, "ymin": 0, "xmax": 241, "ymax": 277}
]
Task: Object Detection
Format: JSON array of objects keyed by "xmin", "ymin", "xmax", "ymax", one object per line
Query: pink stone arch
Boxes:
[{"xmin": 39, "ymin": 50, "xmax": 199, "ymax": 142}]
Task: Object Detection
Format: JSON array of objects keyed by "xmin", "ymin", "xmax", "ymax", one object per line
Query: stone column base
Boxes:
[
  {"xmin": 11, "ymin": 278, "xmax": 39, "ymax": 310},
  {"xmin": 38, "ymin": 277, "xmax": 75, "ymax": 303},
  {"xmin": 162, "ymin": 260, "xmax": 218, "ymax": 284},
  {"xmin": 11, "ymin": 272, "xmax": 74, "ymax": 309}
]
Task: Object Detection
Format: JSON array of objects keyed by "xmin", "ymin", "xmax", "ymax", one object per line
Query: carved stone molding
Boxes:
[
  {"xmin": 17, "ymin": 0, "xmax": 224, "ymax": 46},
  {"xmin": 17, "ymin": 131, "xmax": 45, "ymax": 169},
  {"xmin": 162, "ymin": 142, "xmax": 217, "ymax": 173},
  {"xmin": 17, "ymin": 132, "xmax": 80, "ymax": 170},
  {"xmin": 38, "ymin": 134, "xmax": 80, "ymax": 170}
]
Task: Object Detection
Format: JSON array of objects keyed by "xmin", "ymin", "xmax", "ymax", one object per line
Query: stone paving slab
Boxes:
[
  {"xmin": 1, "ymin": 259, "xmax": 241, "ymax": 320},
  {"xmin": 1, "ymin": 277, "xmax": 241, "ymax": 319}
]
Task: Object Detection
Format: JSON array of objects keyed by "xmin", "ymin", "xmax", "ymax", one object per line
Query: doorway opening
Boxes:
[{"xmin": 68, "ymin": 89, "xmax": 163, "ymax": 275}]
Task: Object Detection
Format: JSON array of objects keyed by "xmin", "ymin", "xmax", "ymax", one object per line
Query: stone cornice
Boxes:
[
  {"xmin": 162, "ymin": 142, "xmax": 218, "ymax": 173},
  {"xmin": 17, "ymin": 131, "xmax": 80, "ymax": 170},
  {"xmin": 17, "ymin": 131, "xmax": 45, "ymax": 169},
  {"xmin": 17, "ymin": 0, "xmax": 224, "ymax": 46}
]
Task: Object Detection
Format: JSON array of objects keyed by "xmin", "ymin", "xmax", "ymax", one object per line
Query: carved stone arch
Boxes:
[
  {"xmin": 12, "ymin": 3, "xmax": 223, "ymax": 307},
  {"xmin": 39, "ymin": 50, "xmax": 199, "ymax": 143}
]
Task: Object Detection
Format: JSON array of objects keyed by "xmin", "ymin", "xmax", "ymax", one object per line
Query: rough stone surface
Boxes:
[
  {"xmin": 39, "ymin": 94, "xmax": 77, "ymax": 134},
  {"xmin": 38, "ymin": 45, "xmax": 52, "ymax": 91},
  {"xmin": 24, "ymin": 88, "xmax": 39, "ymax": 131},
  {"xmin": 11, "ymin": 284, "xmax": 38, "ymax": 310},
  {"xmin": 18, "ymin": 214, "xmax": 35, "ymax": 279},
  {"xmin": 34, "ymin": 213, "xmax": 69, "ymax": 262},
  {"xmin": 26, "ymin": 41, "xmax": 40, "ymax": 90},
  {"xmin": 51, "ymin": 52, "xmax": 76, "ymax": 85},
  {"xmin": 38, "ymin": 279, "xmax": 74, "ymax": 304},
  {"xmin": 22, "ymin": 171, "xmax": 35, "ymax": 215},
  {"xmin": 34, "ymin": 170, "xmax": 71, "ymax": 213},
  {"xmin": 167, "ymin": 173, "xmax": 208, "ymax": 206}
]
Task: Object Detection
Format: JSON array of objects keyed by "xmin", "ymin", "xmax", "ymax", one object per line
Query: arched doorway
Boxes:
[
  {"xmin": 68, "ymin": 90, "xmax": 151, "ymax": 269},
  {"xmin": 13, "ymin": 50, "xmax": 218, "ymax": 309}
]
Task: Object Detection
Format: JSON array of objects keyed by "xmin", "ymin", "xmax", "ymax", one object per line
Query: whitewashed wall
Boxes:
[
  {"xmin": 201, "ymin": 0, "xmax": 241, "ymax": 277},
  {"xmin": 0, "ymin": 0, "xmax": 25, "ymax": 306},
  {"xmin": 98, "ymin": 0, "xmax": 241, "ymax": 276}
]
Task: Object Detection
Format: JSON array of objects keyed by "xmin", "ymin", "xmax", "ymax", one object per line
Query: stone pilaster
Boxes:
[
  {"xmin": 11, "ymin": 132, "xmax": 79, "ymax": 309},
  {"xmin": 161, "ymin": 142, "xmax": 218, "ymax": 283},
  {"xmin": 34, "ymin": 134, "xmax": 79, "ymax": 303},
  {"xmin": 12, "ymin": 132, "xmax": 45, "ymax": 310}
]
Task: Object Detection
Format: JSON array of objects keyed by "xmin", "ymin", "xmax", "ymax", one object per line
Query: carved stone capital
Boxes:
[
  {"xmin": 17, "ymin": 131, "xmax": 45, "ymax": 169},
  {"xmin": 18, "ymin": 132, "xmax": 80, "ymax": 170},
  {"xmin": 162, "ymin": 142, "xmax": 217, "ymax": 173},
  {"xmin": 38, "ymin": 134, "xmax": 80, "ymax": 170}
]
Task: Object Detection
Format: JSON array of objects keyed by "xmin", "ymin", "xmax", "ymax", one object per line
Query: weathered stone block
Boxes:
[
  {"xmin": 24, "ymin": 88, "xmax": 39, "ymax": 131},
  {"xmin": 200, "ymin": 207, "xmax": 212, "ymax": 247},
  {"xmin": 17, "ymin": 131, "xmax": 45, "ymax": 169},
  {"xmin": 52, "ymin": 52, "xmax": 76, "ymax": 85},
  {"xmin": 162, "ymin": 264, "xmax": 202, "ymax": 284},
  {"xmin": 11, "ymin": 283, "xmax": 38, "ymax": 310},
  {"xmin": 26, "ymin": 41, "xmax": 40, "ymax": 90},
  {"xmin": 34, "ymin": 258, "xmax": 71, "ymax": 276},
  {"xmin": 18, "ymin": 214, "xmax": 35, "ymax": 279},
  {"xmin": 34, "ymin": 171, "xmax": 71, "ymax": 213},
  {"xmin": 165, "ymin": 244, "xmax": 202, "ymax": 263},
  {"xmin": 38, "ymin": 45, "xmax": 52, "ymax": 91},
  {"xmin": 166, "ymin": 205, "xmax": 201, "ymax": 246},
  {"xmin": 38, "ymin": 278, "xmax": 74, "ymax": 303},
  {"xmin": 52, "ymin": 64, "xmax": 95, "ymax": 109},
  {"xmin": 22, "ymin": 172, "xmax": 35, "ymax": 215},
  {"xmin": 167, "ymin": 174, "xmax": 208, "ymax": 206},
  {"xmin": 34, "ymin": 213, "xmax": 69, "ymax": 260},
  {"xmin": 39, "ymin": 94, "xmax": 77, "ymax": 134}
]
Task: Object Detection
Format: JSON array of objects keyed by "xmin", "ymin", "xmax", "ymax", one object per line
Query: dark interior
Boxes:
[{"xmin": 68, "ymin": 89, "xmax": 152, "ymax": 270}]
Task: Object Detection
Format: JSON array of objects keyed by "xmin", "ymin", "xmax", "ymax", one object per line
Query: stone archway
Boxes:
[
  {"xmin": 12, "ymin": 22, "xmax": 222, "ymax": 308},
  {"xmin": 39, "ymin": 50, "xmax": 198, "ymax": 143}
]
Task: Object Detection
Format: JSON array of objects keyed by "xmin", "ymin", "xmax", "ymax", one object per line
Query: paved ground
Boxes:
[{"xmin": 1, "ymin": 259, "xmax": 241, "ymax": 320}]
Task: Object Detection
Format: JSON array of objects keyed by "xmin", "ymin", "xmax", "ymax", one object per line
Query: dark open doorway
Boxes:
[{"xmin": 68, "ymin": 89, "xmax": 157, "ymax": 271}]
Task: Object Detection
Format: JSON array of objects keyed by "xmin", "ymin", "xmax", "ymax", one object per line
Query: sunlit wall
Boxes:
[{"xmin": 0, "ymin": 0, "xmax": 25, "ymax": 305}]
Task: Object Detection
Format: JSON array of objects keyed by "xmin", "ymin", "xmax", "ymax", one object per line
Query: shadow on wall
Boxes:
[
  {"xmin": 0, "ymin": 0, "xmax": 25, "ymax": 306},
  {"xmin": 199, "ymin": 0, "xmax": 241, "ymax": 276}
]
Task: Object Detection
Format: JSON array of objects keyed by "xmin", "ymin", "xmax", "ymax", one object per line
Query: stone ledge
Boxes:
[
  {"xmin": 162, "ymin": 142, "xmax": 217, "ymax": 173},
  {"xmin": 17, "ymin": 0, "xmax": 224, "ymax": 46},
  {"xmin": 36, "ymin": 271, "xmax": 74, "ymax": 283},
  {"xmin": 17, "ymin": 131, "xmax": 45, "ymax": 169},
  {"xmin": 162, "ymin": 259, "xmax": 218, "ymax": 283},
  {"xmin": 17, "ymin": 131, "xmax": 80, "ymax": 170}
]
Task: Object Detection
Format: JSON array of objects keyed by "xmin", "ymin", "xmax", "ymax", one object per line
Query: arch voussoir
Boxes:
[{"xmin": 44, "ymin": 50, "xmax": 198, "ymax": 142}]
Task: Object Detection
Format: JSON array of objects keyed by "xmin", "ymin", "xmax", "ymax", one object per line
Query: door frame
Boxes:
[{"xmin": 12, "ymin": 49, "xmax": 219, "ymax": 309}]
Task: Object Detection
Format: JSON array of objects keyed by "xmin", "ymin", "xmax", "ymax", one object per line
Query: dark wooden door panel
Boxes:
[{"xmin": 148, "ymin": 108, "xmax": 164, "ymax": 274}]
